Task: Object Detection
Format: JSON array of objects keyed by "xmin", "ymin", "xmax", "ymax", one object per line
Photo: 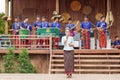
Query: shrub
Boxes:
[
  {"xmin": 3, "ymin": 47, "xmax": 16, "ymax": 73},
  {"xmin": 18, "ymin": 48, "xmax": 37, "ymax": 73}
]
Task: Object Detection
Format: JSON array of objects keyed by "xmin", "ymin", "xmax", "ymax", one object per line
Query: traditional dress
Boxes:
[
  {"xmin": 66, "ymin": 23, "xmax": 75, "ymax": 36},
  {"xmin": 33, "ymin": 21, "xmax": 41, "ymax": 47},
  {"xmin": 39, "ymin": 21, "xmax": 49, "ymax": 48},
  {"xmin": 51, "ymin": 22, "xmax": 61, "ymax": 49},
  {"xmin": 97, "ymin": 21, "xmax": 107, "ymax": 48},
  {"xmin": 62, "ymin": 36, "xmax": 74, "ymax": 74},
  {"xmin": 81, "ymin": 21, "xmax": 92, "ymax": 49},
  {"xmin": 12, "ymin": 22, "xmax": 21, "ymax": 48},
  {"xmin": 20, "ymin": 22, "xmax": 32, "ymax": 48}
]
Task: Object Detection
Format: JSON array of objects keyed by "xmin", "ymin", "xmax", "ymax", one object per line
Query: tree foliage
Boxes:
[{"xmin": 0, "ymin": 13, "xmax": 5, "ymax": 34}]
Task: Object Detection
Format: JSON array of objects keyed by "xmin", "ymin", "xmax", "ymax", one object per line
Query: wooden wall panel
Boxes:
[
  {"xmin": 111, "ymin": 0, "xmax": 120, "ymax": 40},
  {"xmin": 12, "ymin": 0, "xmax": 56, "ymax": 22}
]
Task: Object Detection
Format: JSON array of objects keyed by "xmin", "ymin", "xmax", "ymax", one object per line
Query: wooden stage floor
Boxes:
[
  {"xmin": 0, "ymin": 49, "xmax": 120, "ymax": 54},
  {"xmin": 0, "ymin": 74, "xmax": 120, "ymax": 80}
]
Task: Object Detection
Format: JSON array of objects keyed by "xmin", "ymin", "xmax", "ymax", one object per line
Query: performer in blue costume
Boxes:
[
  {"xmin": 51, "ymin": 17, "xmax": 61, "ymax": 49},
  {"xmin": 96, "ymin": 16, "xmax": 108, "ymax": 49},
  {"xmin": 34, "ymin": 16, "xmax": 41, "ymax": 29},
  {"xmin": 12, "ymin": 16, "xmax": 21, "ymax": 35},
  {"xmin": 12, "ymin": 16, "xmax": 21, "ymax": 48},
  {"xmin": 51, "ymin": 17, "xmax": 61, "ymax": 29},
  {"xmin": 20, "ymin": 17, "xmax": 32, "ymax": 32},
  {"xmin": 112, "ymin": 36, "xmax": 120, "ymax": 49},
  {"xmin": 20, "ymin": 17, "xmax": 32, "ymax": 48},
  {"xmin": 81, "ymin": 16, "xmax": 92, "ymax": 49},
  {"xmin": 40, "ymin": 16, "xmax": 49, "ymax": 28}
]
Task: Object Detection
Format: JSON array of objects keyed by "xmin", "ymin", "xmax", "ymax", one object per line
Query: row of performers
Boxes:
[{"xmin": 12, "ymin": 16, "xmax": 109, "ymax": 49}]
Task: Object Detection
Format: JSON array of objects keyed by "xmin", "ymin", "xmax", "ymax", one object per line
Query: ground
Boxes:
[{"xmin": 0, "ymin": 74, "xmax": 120, "ymax": 80}]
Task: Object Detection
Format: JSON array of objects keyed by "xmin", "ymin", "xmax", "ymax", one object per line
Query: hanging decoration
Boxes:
[
  {"xmin": 70, "ymin": 0, "xmax": 81, "ymax": 11},
  {"xmin": 105, "ymin": 0, "xmax": 114, "ymax": 27},
  {"xmin": 82, "ymin": 6, "xmax": 92, "ymax": 15},
  {"xmin": 61, "ymin": 12, "xmax": 71, "ymax": 23},
  {"xmin": 95, "ymin": 13, "xmax": 103, "ymax": 21}
]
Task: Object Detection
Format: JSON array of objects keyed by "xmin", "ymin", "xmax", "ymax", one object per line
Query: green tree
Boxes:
[
  {"xmin": 0, "ymin": 13, "xmax": 5, "ymax": 34},
  {"xmin": 18, "ymin": 48, "xmax": 37, "ymax": 73},
  {"xmin": 3, "ymin": 47, "xmax": 16, "ymax": 73}
]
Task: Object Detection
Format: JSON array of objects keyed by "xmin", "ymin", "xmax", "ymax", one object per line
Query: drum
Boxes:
[{"xmin": 19, "ymin": 29, "xmax": 30, "ymax": 38}]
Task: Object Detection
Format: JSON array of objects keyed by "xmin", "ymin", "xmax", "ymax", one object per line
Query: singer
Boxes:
[{"xmin": 61, "ymin": 29, "xmax": 74, "ymax": 78}]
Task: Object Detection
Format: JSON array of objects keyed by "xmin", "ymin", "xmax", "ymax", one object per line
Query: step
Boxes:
[
  {"xmin": 51, "ymin": 69, "xmax": 120, "ymax": 72},
  {"xmin": 52, "ymin": 55, "xmax": 120, "ymax": 58},
  {"xmin": 80, "ymin": 55, "xmax": 120, "ymax": 58},
  {"xmin": 51, "ymin": 64, "xmax": 120, "ymax": 67},
  {"xmin": 51, "ymin": 59, "xmax": 79, "ymax": 62},
  {"xmin": 51, "ymin": 59, "xmax": 120, "ymax": 62}
]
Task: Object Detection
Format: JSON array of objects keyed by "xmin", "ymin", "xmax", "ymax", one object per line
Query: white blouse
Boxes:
[{"xmin": 62, "ymin": 36, "xmax": 74, "ymax": 50}]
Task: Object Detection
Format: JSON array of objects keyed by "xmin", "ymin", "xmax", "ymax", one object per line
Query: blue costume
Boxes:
[
  {"xmin": 96, "ymin": 21, "xmax": 107, "ymax": 30},
  {"xmin": 81, "ymin": 21, "xmax": 92, "ymax": 30},
  {"xmin": 34, "ymin": 21, "xmax": 41, "ymax": 28},
  {"xmin": 51, "ymin": 22, "xmax": 61, "ymax": 29},
  {"xmin": 40, "ymin": 22, "xmax": 49, "ymax": 28},
  {"xmin": 12, "ymin": 22, "xmax": 21, "ymax": 34},
  {"xmin": 20, "ymin": 22, "xmax": 32, "ymax": 31},
  {"xmin": 113, "ymin": 40, "xmax": 120, "ymax": 46}
]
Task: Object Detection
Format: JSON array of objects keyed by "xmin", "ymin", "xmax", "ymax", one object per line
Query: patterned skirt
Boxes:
[
  {"xmin": 98, "ymin": 31, "xmax": 107, "ymax": 48},
  {"xmin": 82, "ymin": 31, "xmax": 90, "ymax": 49},
  {"xmin": 64, "ymin": 50, "xmax": 74, "ymax": 74}
]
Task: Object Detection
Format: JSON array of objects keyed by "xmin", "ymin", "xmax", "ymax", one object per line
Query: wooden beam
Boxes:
[
  {"xmin": 56, "ymin": 0, "xmax": 59, "ymax": 13},
  {"xmin": 52, "ymin": 49, "xmax": 120, "ymax": 54},
  {"xmin": 5, "ymin": 0, "xmax": 9, "ymax": 16},
  {"xmin": 5, "ymin": 0, "xmax": 9, "ymax": 34},
  {"xmin": 0, "ymin": 50, "xmax": 50, "ymax": 54},
  {"xmin": 0, "ymin": 49, "xmax": 120, "ymax": 54}
]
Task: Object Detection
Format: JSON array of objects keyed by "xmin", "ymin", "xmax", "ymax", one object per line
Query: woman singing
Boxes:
[{"xmin": 62, "ymin": 29, "xmax": 74, "ymax": 78}]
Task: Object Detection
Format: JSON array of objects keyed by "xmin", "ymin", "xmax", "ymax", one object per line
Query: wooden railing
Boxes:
[{"xmin": 0, "ymin": 35, "xmax": 53, "ymax": 50}]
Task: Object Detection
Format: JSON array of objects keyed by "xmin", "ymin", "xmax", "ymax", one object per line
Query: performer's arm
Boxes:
[
  {"xmin": 62, "ymin": 37, "xmax": 66, "ymax": 45},
  {"xmin": 20, "ymin": 23, "xmax": 24, "ymax": 30},
  {"xmin": 69, "ymin": 37, "xmax": 74, "ymax": 47}
]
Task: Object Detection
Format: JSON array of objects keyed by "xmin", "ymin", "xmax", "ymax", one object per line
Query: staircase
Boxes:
[{"xmin": 49, "ymin": 50, "xmax": 120, "ymax": 74}]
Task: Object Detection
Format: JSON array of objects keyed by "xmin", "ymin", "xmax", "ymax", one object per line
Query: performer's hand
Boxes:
[
  {"xmin": 16, "ymin": 30, "xmax": 18, "ymax": 32},
  {"xmin": 37, "ymin": 27, "xmax": 39, "ymax": 29},
  {"xmin": 64, "ymin": 40, "xmax": 67, "ymax": 45},
  {"xmin": 9, "ymin": 29, "xmax": 13, "ymax": 31},
  {"xmin": 69, "ymin": 43, "xmax": 74, "ymax": 47}
]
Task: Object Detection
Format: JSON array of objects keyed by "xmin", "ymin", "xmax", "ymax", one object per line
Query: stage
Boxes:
[
  {"xmin": 0, "ymin": 74, "xmax": 120, "ymax": 80},
  {"xmin": 0, "ymin": 49, "xmax": 120, "ymax": 54},
  {"xmin": 0, "ymin": 49, "xmax": 120, "ymax": 74}
]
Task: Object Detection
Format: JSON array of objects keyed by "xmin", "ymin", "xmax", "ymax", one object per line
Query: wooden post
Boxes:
[
  {"xmin": 10, "ymin": 0, "xmax": 13, "ymax": 17},
  {"xmin": 107, "ymin": 0, "xmax": 110, "ymax": 12},
  {"xmin": 48, "ymin": 34, "xmax": 52, "ymax": 74},
  {"xmin": 5, "ymin": 0, "xmax": 9, "ymax": 34},
  {"xmin": 56, "ymin": 0, "xmax": 59, "ymax": 13}
]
